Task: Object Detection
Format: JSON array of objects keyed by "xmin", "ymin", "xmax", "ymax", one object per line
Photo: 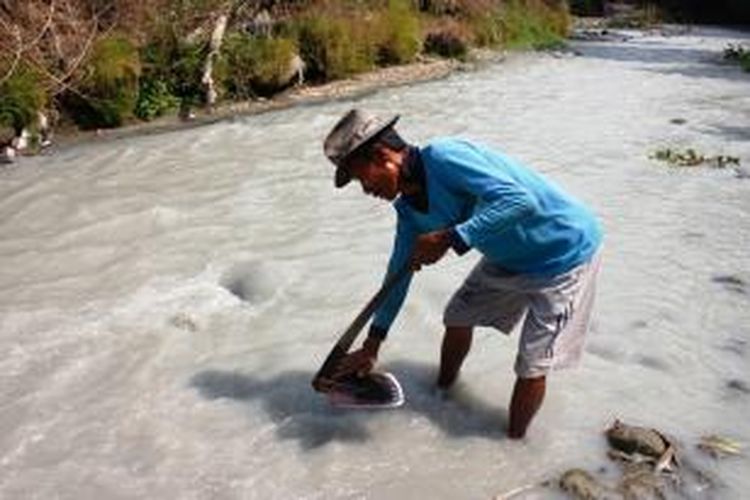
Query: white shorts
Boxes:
[{"xmin": 443, "ymin": 250, "xmax": 602, "ymax": 378}]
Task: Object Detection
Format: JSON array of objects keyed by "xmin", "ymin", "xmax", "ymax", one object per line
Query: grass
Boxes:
[{"xmin": 650, "ymin": 148, "xmax": 740, "ymax": 168}]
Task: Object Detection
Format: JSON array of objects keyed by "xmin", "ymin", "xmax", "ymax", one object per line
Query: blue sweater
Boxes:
[{"xmin": 371, "ymin": 138, "xmax": 603, "ymax": 337}]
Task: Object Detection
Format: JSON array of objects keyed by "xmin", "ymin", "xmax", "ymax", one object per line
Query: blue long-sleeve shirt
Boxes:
[{"xmin": 370, "ymin": 138, "xmax": 603, "ymax": 338}]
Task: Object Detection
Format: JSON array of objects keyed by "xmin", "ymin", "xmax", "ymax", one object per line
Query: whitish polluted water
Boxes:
[{"xmin": 1, "ymin": 26, "xmax": 749, "ymax": 500}]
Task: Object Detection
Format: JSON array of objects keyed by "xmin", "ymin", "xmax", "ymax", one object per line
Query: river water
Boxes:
[{"xmin": 1, "ymin": 26, "xmax": 749, "ymax": 500}]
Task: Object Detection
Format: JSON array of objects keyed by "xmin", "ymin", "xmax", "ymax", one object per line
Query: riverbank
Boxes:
[{"xmin": 44, "ymin": 51, "xmax": 515, "ymax": 151}]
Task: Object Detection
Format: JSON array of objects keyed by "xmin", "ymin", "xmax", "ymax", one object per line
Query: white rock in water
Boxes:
[{"xmin": 1, "ymin": 145, "xmax": 16, "ymax": 164}]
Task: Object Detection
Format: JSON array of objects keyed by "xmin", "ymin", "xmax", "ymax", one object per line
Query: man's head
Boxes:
[{"xmin": 324, "ymin": 109, "xmax": 409, "ymax": 200}]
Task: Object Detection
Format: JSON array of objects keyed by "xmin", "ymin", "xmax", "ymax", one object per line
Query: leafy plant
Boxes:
[
  {"xmin": 63, "ymin": 34, "xmax": 141, "ymax": 129},
  {"xmin": 219, "ymin": 34, "xmax": 299, "ymax": 98},
  {"xmin": 375, "ymin": 0, "xmax": 422, "ymax": 65},
  {"xmin": 0, "ymin": 65, "xmax": 45, "ymax": 133},
  {"xmin": 293, "ymin": 13, "xmax": 376, "ymax": 81},
  {"xmin": 499, "ymin": 0, "xmax": 568, "ymax": 50},
  {"xmin": 135, "ymin": 79, "xmax": 180, "ymax": 120},
  {"xmin": 140, "ymin": 36, "xmax": 205, "ymax": 106}
]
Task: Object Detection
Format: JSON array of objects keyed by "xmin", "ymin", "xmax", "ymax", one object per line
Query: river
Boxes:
[{"xmin": 1, "ymin": 26, "xmax": 749, "ymax": 500}]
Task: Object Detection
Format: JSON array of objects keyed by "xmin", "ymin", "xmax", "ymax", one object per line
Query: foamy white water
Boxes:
[{"xmin": 1, "ymin": 27, "xmax": 749, "ymax": 499}]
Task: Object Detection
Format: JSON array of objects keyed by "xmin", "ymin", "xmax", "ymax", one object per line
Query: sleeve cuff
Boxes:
[
  {"xmin": 449, "ymin": 228, "xmax": 471, "ymax": 256},
  {"xmin": 368, "ymin": 324, "xmax": 389, "ymax": 340}
]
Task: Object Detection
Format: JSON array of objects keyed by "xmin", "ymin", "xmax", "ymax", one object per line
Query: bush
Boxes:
[
  {"xmin": 499, "ymin": 0, "xmax": 568, "ymax": 50},
  {"xmin": 423, "ymin": 22, "xmax": 471, "ymax": 59},
  {"xmin": 219, "ymin": 34, "xmax": 299, "ymax": 98},
  {"xmin": 374, "ymin": 0, "xmax": 422, "ymax": 65},
  {"xmin": 135, "ymin": 78, "xmax": 180, "ymax": 120},
  {"xmin": 293, "ymin": 13, "xmax": 376, "ymax": 81},
  {"xmin": 140, "ymin": 36, "xmax": 205, "ymax": 107},
  {"xmin": 64, "ymin": 34, "xmax": 141, "ymax": 129},
  {"xmin": 469, "ymin": 9, "xmax": 504, "ymax": 47},
  {"xmin": 0, "ymin": 65, "xmax": 45, "ymax": 134}
]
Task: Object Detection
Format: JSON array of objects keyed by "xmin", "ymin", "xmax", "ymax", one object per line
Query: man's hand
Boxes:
[
  {"xmin": 411, "ymin": 229, "xmax": 452, "ymax": 271},
  {"xmin": 332, "ymin": 337, "xmax": 381, "ymax": 379}
]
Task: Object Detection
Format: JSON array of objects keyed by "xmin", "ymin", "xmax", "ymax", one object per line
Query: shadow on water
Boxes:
[
  {"xmin": 703, "ymin": 124, "xmax": 750, "ymax": 142},
  {"xmin": 190, "ymin": 360, "xmax": 507, "ymax": 451},
  {"xmin": 574, "ymin": 41, "xmax": 750, "ymax": 83}
]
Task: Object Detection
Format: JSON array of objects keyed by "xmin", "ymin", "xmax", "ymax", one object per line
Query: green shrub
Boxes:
[
  {"xmin": 375, "ymin": 0, "xmax": 422, "ymax": 65},
  {"xmin": 219, "ymin": 34, "xmax": 298, "ymax": 98},
  {"xmin": 135, "ymin": 78, "xmax": 180, "ymax": 120},
  {"xmin": 64, "ymin": 34, "xmax": 141, "ymax": 129},
  {"xmin": 470, "ymin": 11, "xmax": 504, "ymax": 48},
  {"xmin": 499, "ymin": 0, "xmax": 567, "ymax": 50},
  {"xmin": 293, "ymin": 13, "xmax": 376, "ymax": 81},
  {"xmin": 140, "ymin": 37, "xmax": 205, "ymax": 106},
  {"xmin": 0, "ymin": 65, "xmax": 45, "ymax": 133}
]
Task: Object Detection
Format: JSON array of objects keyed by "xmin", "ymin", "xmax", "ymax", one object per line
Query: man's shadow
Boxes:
[{"xmin": 190, "ymin": 360, "xmax": 508, "ymax": 450}]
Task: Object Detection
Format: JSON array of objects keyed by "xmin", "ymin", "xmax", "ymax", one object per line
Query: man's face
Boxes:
[{"xmin": 346, "ymin": 146, "xmax": 402, "ymax": 201}]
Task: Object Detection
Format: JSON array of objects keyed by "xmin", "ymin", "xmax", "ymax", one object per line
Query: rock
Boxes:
[
  {"xmin": 559, "ymin": 469, "xmax": 613, "ymax": 500},
  {"xmin": 734, "ymin": 166, "xmax": 750, "ymax": 179},
  {"xmin": 606, "ymin": 420, "xmax": 669, "ymax": 458},
  {"xmin": 170, "ymin": 313, "xmax": 199, "ymax": 332},
  {"xmin": 727, "ymin": 379, "xmax": 750, "ymax": 394},
  {"xmin": 617, "ymin": 462, "xmax": 667, "ymax": 500},
  {"xmin": 1, "ymin": 145, "xmax": 16, "ymax": 164},
  {"xmin": 712, "ymin": 274, "xmax": 746, "ymax": 294}
]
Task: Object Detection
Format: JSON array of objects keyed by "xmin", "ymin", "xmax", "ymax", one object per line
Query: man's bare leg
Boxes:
[
  {"xmin": 437, "ymin": 326, "xmax": 473, "ymax": 389},
  {"xmin": 508, "ymin": 376, "xmax": 546, "ymax": 439}
]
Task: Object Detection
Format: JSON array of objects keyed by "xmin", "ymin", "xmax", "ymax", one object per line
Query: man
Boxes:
[{"xmin": 323, "ymin": 109, "xmax": 603, "ymax": 439}]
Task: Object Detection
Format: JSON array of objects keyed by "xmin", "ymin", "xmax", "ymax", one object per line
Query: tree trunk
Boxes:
[{"xmin": 201, "ymin": 12, "xmax": 229, "ymax": 110}]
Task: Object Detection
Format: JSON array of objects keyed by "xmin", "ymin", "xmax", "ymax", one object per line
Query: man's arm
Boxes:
[
  {"xmin": 369, "ymin": 209, "xmax": 417, "ymax": 337},
  {"xmin": 433, "ymin": 145, "xmax": 539, "ymax": 248},
  {"xmin": 332, "ymin": 211, "xmax": 415, "ymax": 378}
]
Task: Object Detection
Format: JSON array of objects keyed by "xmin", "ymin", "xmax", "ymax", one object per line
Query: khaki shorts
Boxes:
[{"xmin": 443, "ymin": 250, "xmax": 602, "ymax": 378}]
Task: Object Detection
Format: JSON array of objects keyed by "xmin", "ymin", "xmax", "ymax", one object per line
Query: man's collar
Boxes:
[{"xmin": 401, "ymin": 146, "xmax": 428, "ymax": 212}]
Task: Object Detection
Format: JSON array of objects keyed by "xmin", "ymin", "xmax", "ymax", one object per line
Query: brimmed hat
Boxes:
[{"xmin": 323, "ymin": 109, "xmax": 400, "ymax": 188}]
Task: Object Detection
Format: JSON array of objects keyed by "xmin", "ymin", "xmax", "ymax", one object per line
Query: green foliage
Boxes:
[
  {"xmin": 135, "ymin": 79, "xmax": 180, "ymax": 120},
  {"xmin": 293, "ymin": 13, "xmax": 376, "ymax": 81},
  {"xmin": 0, "ymin": 65, "xmax": 45, "ymax": 133},
  {"xmin": 499, "ymin": 0, "xmax": 567, "ymax": 50},
  {"xmin": 470, "ymin": 12, "xmax": 504, "ymax": 48},
  {"xmin": 375, "ymin": 0, "xmax": 422, "ymax": 65},
  {"xmin": 219, "ymin": 34, "xmax": 298, "ymax": 98},
  {"xmin": 65, "ymin": 34, "xmax": 141, "ymax": 129},
  {"xmin": 140, "ymin": 37, "xmax": 205, "ymax": 105}
]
